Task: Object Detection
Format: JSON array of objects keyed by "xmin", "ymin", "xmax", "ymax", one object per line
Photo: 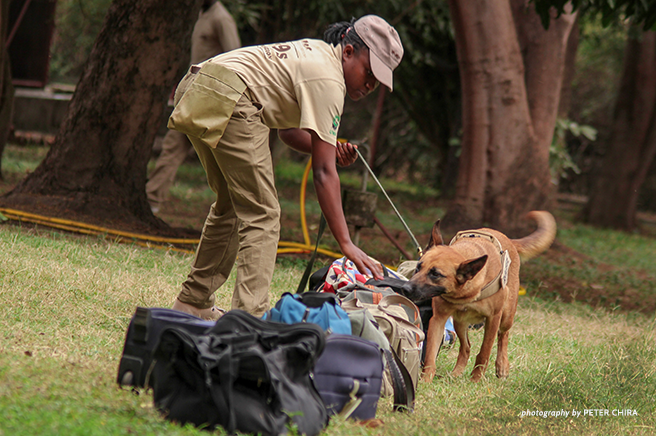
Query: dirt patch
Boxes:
[{"xmin": 521, "ymin": 240, "xmax": 656, "ymax": 315}]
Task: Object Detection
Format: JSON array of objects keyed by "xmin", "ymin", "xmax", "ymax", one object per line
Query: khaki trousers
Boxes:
[{"xmin": 176, "ymin": 81, "xmax": 280, "ymax": 317}]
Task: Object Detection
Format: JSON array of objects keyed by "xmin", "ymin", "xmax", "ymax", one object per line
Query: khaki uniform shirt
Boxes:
[
  {"xmin": 191, "ymin": 1, "xmax": 241, "ymax": 64},
  {"xmin": 204, "ymin": 39, "xmax": 345, "ymax": 145}
]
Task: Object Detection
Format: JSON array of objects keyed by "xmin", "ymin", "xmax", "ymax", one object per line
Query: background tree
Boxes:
[
  {"xmin": 441, "ymin": 0, "xmax": 577, "ymax": 236},
  {"xmin": 0, "ymin": 0, "xmax": 15, "ymax": 180},
  {"xmin": 1, "ymin": 0, "xmax": 201, "ymax": 231},
  {"xmin": 542, "ymin": 0, "xmax": 656, "ymax": 230},
  {"xmin": 583, "ymin": 29, "xmax": 656, "ymax": 230}
]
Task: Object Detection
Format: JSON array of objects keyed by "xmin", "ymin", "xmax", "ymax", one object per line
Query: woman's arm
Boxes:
[
  {"xmin": 278, "ymin": 128, "xmax": 359, "ymax": 166},
  {"xmin": 309, "ymin": 130, "xmax": 382, "ymax": 279},
  {"xmin": 278, "ymin": 128, "xmax": 312, "ymax": 154}
]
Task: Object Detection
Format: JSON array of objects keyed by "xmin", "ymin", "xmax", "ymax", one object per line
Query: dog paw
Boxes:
[
  {"xmin": 421, "ymin": 368, "xmax": 436, "ymax": 383},
  {"xmin": 495, "ymin": 361, "xmax": 509, "ymax": 378},
  {"xmin": 496, "ymin": 368, "xmax": 509, "ymax": 379},
  {"xmin": 470, "ymin": 373, "xmax": 484, "ymax": 382},
  {"xmin": 470, "ymin": 366, "xmax": 487, "ymax": 382}
]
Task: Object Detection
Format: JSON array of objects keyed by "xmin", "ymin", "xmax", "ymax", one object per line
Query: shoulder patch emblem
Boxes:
[{"xmin": 329, "ymin": 115, "xmax": 341, "ymax": 137}]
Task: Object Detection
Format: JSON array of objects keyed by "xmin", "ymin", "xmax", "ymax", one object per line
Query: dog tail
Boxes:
[{"xmin": 512, "ymin": 211, "xmax": 557, "ymax": 262}]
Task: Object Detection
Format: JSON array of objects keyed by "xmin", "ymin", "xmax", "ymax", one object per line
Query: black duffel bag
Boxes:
[
  {"xmin": 151, "ymin": 309, "xmax": 328, "ymax": 436},
  {"xmin": 117, "ymin": 307, "xmax": 214, "ymax": 388}
]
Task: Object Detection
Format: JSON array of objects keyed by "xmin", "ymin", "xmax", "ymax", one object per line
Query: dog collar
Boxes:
[{"xmin": 449, "ymin": 230, "xmax": 511, "ymax": 301}]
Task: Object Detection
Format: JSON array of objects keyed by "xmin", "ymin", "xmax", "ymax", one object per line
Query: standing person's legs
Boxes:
[
  {"xmin": 173, "ymin": 133, "xmax": 239, "ymax": 319},
  {"xmin": 176, "ymin": 93, "xmax": 279, "ymax": 317},
  {"xmin": 218, "ymin": 98, "xmax": 280, "ymax": 316},
  {"xmin": 146, "ymin": 130, "xmax": 194, "ymax": 212}
]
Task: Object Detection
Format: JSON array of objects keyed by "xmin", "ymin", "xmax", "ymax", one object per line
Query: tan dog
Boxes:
[{"xmin": 402, "ymin": 211, "xmax": 556, "ymax": 382}]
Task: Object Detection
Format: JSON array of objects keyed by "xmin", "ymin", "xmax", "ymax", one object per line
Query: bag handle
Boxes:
[
  {"xmin": 296, "ymin": 214, "xmax": 327, "ymax": 294},
  {"xmin": 337, "ymin": 380, "xmax": 364, "ymax": 419}
]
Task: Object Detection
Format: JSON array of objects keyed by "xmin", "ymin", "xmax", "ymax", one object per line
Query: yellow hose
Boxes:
[
  {"xmin": 0, "ymin": 208, "xmax": 199, "ymax": 244},
  {"xmin": 0, "ymin": 156, "xmax": 343, "ymax": 259}
]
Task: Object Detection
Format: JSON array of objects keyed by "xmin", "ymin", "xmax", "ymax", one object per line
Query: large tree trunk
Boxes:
[
  {"xmin": 583, "ymin": 30, "xmax": 656, "ymax": 231},
  {"xmin": 1, "ymin": 0, "xmax": 201, "ymax": 231},
  {"xmin": 442, "ymin": 0, "xmax": 576, "ymax": 237},
  {"xmin": 0, "ymin": 0, "xmax": 15, "ymax": 181}
]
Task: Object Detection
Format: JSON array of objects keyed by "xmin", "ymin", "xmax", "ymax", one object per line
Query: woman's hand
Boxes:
[
  {"xmin": 336, "ymin": 140, "xmax": 358, "ymax": 167},
  {"xmin": 340, "ymin": 241, "xmax": 384, "ymax": 280}
]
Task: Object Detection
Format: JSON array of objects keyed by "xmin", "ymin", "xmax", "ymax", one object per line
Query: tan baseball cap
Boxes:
[{"xmin": 353, "ymin": 15, "xmax": 403, "ymax": 91}]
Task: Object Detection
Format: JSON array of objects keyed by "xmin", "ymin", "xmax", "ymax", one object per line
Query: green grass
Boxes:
[
  {"xmin": 1, "ymin": 143, "xmax": 656, "ymax": 435},
  {"xmin": 558, "ymin": 224, "xmax": 656, "ymax": 273},
  {"xmin": 1, "ymin": 222, "xmax": 655, "ymax": 435}
]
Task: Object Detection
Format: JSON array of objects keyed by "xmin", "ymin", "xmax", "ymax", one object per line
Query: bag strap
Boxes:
[
  {"xmin": 208, "ymin": 347, "xmax": 237, "ymax": 434},
  {"xmin": 383, "ymin": 348, "xmax": 415, "ymax": 412},
  {"xmin": 296, "ymin": 213, "xmax": 327, "ymax": 294}
]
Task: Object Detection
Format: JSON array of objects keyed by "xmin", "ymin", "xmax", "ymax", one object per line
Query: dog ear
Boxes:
[
  {"xmin": 426, "ymin": 220, "xmax": 444, "ymax": 251},
  {"xmin": 456, "ymin": 255, "xmax": 488, "ymax": 285}
]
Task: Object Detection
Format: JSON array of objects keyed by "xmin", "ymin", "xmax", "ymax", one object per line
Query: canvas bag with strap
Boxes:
[{"xmin": 337, "ymin": 284, "xmax": 425, "ymax": 397}]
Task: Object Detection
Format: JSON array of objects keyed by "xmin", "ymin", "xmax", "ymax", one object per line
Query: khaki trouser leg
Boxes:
[
  {"xmin": 146, "ymin": 130, "xmax": 193, "ymax": 209},
  {"xmin": 178, "ymin": 93, "xmax": 279, "ymax": 317},
  {"xmin": 177, "ymin": 151, "xmax": 239, "ymax": 309}
]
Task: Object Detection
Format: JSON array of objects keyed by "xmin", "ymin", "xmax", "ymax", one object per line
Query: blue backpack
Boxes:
[{"xmin": 263, "ymin": 292, "xmax": 352, "ymax": 335}]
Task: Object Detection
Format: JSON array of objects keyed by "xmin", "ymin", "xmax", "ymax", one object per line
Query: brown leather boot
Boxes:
[{"xmin": 172, "ymin": 299, "xmax": 226, "ymax": 321}]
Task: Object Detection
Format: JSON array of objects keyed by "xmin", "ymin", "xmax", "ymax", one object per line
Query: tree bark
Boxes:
[
  {"xmin": 442, "ymin": 0, "xmax": 576, "ymax": 236},
  {"xmin": 1, "ymin": 0, "xmax": 201, "ymax": 231},
  {"xmin": 0, "ymin": 0, "xmax": 15, "ymax": 181},
  {"xmin": 584, "ymin": 30, "xmax": 656, "ymax": 230}
]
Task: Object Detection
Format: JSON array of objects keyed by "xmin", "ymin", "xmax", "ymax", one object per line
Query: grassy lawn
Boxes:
[{"xmin": 1, "ymin": 143, "xmax": 655, "ymax": 435}]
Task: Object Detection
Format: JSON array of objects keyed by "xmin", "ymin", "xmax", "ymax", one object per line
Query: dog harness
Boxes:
[{"xmin": 449, "ymin": 230, "xmax": 511, "ymax": 301}]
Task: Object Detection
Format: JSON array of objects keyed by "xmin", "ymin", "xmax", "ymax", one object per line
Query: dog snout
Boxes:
[
  {"xmin": 401, "ymin": 282, "xmax": 415, "ymax": 298},
  {"xmin": 402, "ymin": 281, "xmax": 446, "ymax": 303}
]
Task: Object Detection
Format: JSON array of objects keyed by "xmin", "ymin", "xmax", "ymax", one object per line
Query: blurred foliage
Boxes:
[
  {"xmin": 550, "ymin": 118, "xmax": 597, "ymax": 185},
  {"xmin": 534, "ymin": 0, "xmax": 656, "ymax": 30},
  {"xmin": 559, "ymin": 12, "xmax": 627, "ymax": 195},
  {"xmin": 570, "ymin": 13, "xmax": 627, "ymax": 127},
  {"xmin": 49, "ymin": 0, "xmax": 113, "ymax": 84}
]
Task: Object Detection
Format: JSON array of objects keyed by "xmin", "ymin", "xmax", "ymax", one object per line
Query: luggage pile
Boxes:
[{"xmin": 117, "ymin": 255, "xmax": 454, "ymax": 435}]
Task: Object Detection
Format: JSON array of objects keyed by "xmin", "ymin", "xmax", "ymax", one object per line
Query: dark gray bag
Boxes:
[{"xmin": 151, "ymin": 310, "xmax": 328, "ymax": 436}]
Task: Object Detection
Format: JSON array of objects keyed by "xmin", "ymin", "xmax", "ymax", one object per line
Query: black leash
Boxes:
[
  {"xmin": 354, "ymin": 147, "xmax": 423, "ymax": 258},
  {"xmin": 296, "ymin": 213, "xmax": 327, "ymax": 294}
]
